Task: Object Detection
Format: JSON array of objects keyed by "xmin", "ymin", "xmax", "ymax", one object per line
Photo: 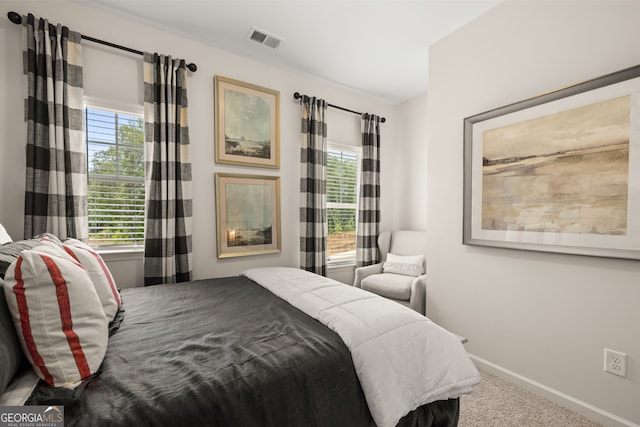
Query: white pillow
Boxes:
[
  {"xmin": 0, "ymin": 224, "xmax": 12, "ymax": 244},
  {"xmin": 3, "ymin": 241, "xmax": 108, "ymax": 388},
  {"xmin": 382, "ymin": 253, "xmax": 425, "ymax": 277},
  {"xmin": 63, "ymin": 239, "xmax": 121, "ymax": 320}
]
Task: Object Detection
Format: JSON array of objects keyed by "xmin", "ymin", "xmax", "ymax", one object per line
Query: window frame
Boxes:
[
  {"xmin": 84, "ymin": 98, "xmax": 145, "ymax": 250},
  {"xmin": 326, "ymin": 141, "xmax": 361, "ymax": 267}
]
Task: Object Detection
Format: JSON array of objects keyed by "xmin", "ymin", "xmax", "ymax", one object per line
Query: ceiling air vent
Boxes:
[{"xmin": 248, "ymin": 27, "xmax": 283, "ymax": 49}]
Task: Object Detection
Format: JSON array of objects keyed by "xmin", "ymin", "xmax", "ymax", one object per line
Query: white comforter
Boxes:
[{"xmin": 241, "ymin": 267, "xmax": 480, "ymax": 427}]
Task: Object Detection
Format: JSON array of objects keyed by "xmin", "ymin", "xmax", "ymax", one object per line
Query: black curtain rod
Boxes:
[
  {"xmin": 7, "ymin": 11, "xmax": 198, "ymax": 72},
  {"xmin": 293, "ymin": 92, "xmax": 386, "ymax": 123}
]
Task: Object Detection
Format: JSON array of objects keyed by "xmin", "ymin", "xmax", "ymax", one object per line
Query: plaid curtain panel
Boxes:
[
  {"xmin": 356, "ymin": 114, "xmax": 381, "ymax": 267},
  {"xmin": 299, "ymin": 96, "xmax": 328, "ymax": 275},
  {"xmin": 23, "ymin": 14, "xmax": 88, "ymax": 241},
  {"xmin": 143, "ymin": 53, "xmax": 193, "ymax": 285}
]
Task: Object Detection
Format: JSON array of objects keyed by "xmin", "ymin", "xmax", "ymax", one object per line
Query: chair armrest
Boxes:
[
  {"xmin": 409, "ymin": 274, "xmax": 427, "ymax": 315},
  {"xmin": 353, "ymin": 263, "xmax": 383, "ymax": 287}
]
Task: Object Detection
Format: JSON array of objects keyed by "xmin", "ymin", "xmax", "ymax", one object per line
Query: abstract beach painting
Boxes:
[{"xmin": 481, "ymin": 96, "xmax": 630, "ymax": 236}]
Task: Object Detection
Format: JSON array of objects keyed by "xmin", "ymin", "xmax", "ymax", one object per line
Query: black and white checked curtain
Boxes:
[
  {"xmin": 356, "ymin": 114, "xmax": 381, "ymax": 267},
  {"xmin": 143, "ymin": 53, "xmax": 193, "ymax": 285},
  {"xmin": 299, "ymin": 96, "xmax": 328, "ymax": 275},
  {"xmin": 23, "ymin": 14, "xmax": 88, "ymax": 241}
]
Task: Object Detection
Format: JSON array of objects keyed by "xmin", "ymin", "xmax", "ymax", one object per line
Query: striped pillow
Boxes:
[
  {"xmin": 2, "ymin": 241, "xmax": 108, "ymax": 388},
  {"xmin": 63, "ymin": 239, "xmax": 121, "ymax": 320}
]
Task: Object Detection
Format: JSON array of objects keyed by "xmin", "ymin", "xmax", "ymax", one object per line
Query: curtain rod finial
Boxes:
[
  {"xmin": 187, "ymin": 63, "xmax": 197, "ymax": 72},
  {"xmin": 7, "ymin": 11, "xmax": 22, "ymax": 25}
]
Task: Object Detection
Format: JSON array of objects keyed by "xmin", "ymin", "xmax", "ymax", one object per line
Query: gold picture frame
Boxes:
[
  {"xmin": 215, "ymin": 173, "xmax": 281, "ymax": 258},
  {"xmin": 214, "ymin": 75, "xmax": 280, "ymax": 168}
]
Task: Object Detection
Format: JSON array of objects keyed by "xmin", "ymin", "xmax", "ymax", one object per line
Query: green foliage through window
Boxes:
[{"xmin": 86, "ymin": 108, "xmax": 145, "ymax": 246}]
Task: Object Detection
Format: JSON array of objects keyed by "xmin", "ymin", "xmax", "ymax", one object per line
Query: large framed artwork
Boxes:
[
  {"xmin": 215, "ymin": 173, "xmax": 281, "ymax": 258},
  {"xmin": 463, "ymin": 64, "xmax": 640, "ymax": 260},
  {"xmin": 214, "ymin": 75, "xmax": 280, "ymax": 168}
]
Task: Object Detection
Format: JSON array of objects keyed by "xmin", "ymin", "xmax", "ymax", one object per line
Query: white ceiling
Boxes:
[{"xmin": 81, "ymin": 0, "xmax": 501, "ymax": 104}]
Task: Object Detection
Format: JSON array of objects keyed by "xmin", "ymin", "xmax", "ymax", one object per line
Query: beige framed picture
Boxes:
[
  {"xmin": 215, "ymin": 173, "xmax": 281, "ymax": 258},
  {"xmin": 214, "ymin": 75, "xmax": 280, "ymax": 168},
  {"xmin": 463, "ymin": 64, "xmax": 640, "ymax": 260}
]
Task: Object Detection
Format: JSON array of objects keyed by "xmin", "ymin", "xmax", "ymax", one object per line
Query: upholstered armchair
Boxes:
[{"xmin": 353, "ymin": 230, "xmax": 427, "ymax": 315}]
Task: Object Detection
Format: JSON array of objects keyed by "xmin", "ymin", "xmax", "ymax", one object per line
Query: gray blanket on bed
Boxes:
[{"xmin": 29, "ymin": 276, "xmax": 372, "ymax": 427}]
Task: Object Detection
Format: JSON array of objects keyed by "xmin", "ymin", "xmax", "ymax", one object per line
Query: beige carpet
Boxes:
[{"xmin": 458, "ymin": 370, "xmax": 603, "ymax": 427}]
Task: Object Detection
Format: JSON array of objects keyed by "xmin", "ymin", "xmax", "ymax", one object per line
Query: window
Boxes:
[
  {"xmin": 85, "ymin": 107, "xmax": 145, "ymax": 246},
  {"xmin": 327, "ymin": 143, "xmax": 360, "ymax": 265}
]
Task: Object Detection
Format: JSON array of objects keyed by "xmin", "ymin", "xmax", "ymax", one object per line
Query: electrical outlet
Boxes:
[{"xmin": 604, "ymin": 348, "xmax": 627, "ymax": 378}]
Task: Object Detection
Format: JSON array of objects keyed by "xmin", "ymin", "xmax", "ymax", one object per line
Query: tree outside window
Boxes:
[{"xmin": 86, "ymin": 108, "xmax": 145, "ymax": 246}]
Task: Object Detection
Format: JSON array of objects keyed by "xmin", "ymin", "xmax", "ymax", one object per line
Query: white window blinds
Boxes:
[
  {"xmin": 327, "ymin": 144, "xmax": 360, "ymax": 264},
  {"xmin": 86, "ymin": 107, "xmax": 145, "ymax": 246}
]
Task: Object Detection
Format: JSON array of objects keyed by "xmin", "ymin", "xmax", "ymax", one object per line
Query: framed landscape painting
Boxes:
[
  {"xmin": 463, "ymin": 64, "xmax": 640, "ymax": 260},
  {"xmin": 215, "ymin": 173, "xmax": 281, "ymax": 258},
  {"xmin": 214, "ymin": 75, "xmax": 280, "ymax": 168}
]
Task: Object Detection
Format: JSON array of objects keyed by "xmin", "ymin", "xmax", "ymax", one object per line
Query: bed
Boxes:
[{"xmin": 1, "ymin": 240, "xmax": 479, "ymax": 427}]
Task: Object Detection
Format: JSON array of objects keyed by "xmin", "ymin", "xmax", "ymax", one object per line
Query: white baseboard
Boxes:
[{"xmin": 468, "ymin": 354, "xmax": 639, "ymax": 427}]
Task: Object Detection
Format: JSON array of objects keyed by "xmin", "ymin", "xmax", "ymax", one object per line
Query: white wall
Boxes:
[
  {"xmin": 0, "ymin": 0, "xmax": 397, "ymax": 287},
  {"xmin": 394, "ymin": 93, "xmax": 429, "ymax": 231},
  {"xmin": 426, "ymin": 1, "xmax": 640, "ymax": 425}
]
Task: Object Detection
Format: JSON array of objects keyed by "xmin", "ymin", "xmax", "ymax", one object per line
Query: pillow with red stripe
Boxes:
[
  {"xmin": 62, "ymin": 239, "xmax": 121, "ymax": 320},
  {"xmin": 3, "ymin": 241, "xmax": 108, "ymax": 388}
]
